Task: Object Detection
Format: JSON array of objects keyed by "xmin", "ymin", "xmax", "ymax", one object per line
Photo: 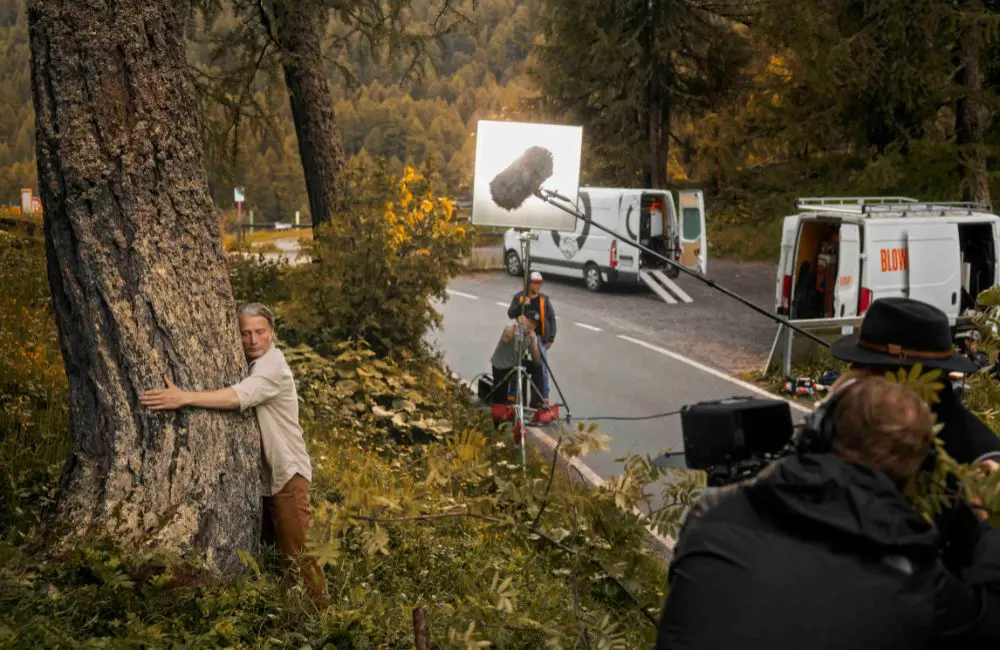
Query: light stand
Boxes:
[
  {"xmin": 533, "ymin": 188, "xmax": 833, "ymax": 349},
  {"xmin": 505, "ymin": 230, "xmax": 535, "ymax": 470}
]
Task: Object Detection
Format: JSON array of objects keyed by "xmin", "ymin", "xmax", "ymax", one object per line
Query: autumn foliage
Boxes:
[{"xmin": 278, "ymin": 159, "xmax": 474, "ymax": 357}]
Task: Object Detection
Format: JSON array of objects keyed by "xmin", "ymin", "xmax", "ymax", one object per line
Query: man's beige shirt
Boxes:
[{"xmin": 230, "ymin": 345, "xmax": 312, "ymax": 496}]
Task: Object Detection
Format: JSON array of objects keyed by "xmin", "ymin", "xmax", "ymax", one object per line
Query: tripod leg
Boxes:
[{"xmin": 537, "ymin": 345, "xmax": 570, "ymax": 418}]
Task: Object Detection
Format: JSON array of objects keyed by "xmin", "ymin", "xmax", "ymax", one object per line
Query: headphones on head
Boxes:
[
  {"xmin": 795, "ymin": 376, "xmax": 938, "ymax": 473},
  {"xmin": 796, "ymin": 377, "xmax": 858, "ymax": 455}
]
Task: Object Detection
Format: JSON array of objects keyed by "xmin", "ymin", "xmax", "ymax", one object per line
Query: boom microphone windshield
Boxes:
[{"xmin": 489, "ymin": 146, "xmax": 554, "ymax": 211}]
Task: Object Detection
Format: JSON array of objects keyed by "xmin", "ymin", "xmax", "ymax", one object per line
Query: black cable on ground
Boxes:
[{"xmin": 571, "ymin": 409, "xmax": 682, "ymax": 422}]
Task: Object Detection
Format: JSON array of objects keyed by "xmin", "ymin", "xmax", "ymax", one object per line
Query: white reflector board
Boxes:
[{"xmin": 471, "ymin": 120, "xmax": 582, "ymax": 232}]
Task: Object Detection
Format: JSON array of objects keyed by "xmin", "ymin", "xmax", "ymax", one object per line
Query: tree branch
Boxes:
[{"xmin": 530, "ymin": 436, "xmax": 563, "ymax": 530}]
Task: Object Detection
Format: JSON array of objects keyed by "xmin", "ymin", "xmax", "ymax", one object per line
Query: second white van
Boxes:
[{"xmin": 774, "ymin": 197, "xmax": 999, "ymax": 323}]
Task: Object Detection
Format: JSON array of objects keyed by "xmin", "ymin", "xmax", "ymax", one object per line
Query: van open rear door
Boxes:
[
  {"xmin": 776, "ymin": 216, "xmax": 800, "ymax": 314},
  {"xmin": 834, "ymin": 223, "xmax": 861, "ymax": 318},
  {"xmin": 906, "ymin": 223, "xmax": 962, "ymax": 320},
  {"xmin": 678, "ymin": 190, "xmax": 707, "ymax": 275}
]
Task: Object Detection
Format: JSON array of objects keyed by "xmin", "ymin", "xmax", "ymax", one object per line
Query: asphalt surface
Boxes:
[{"xmin": 428, "ymin": 261, "xmax": 810, "ymax": 482}]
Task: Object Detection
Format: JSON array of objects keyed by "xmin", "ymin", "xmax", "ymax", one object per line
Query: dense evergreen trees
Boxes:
[{"xmin": 4, "ymin": 0, "xmax": 1000, "ymax": 222}]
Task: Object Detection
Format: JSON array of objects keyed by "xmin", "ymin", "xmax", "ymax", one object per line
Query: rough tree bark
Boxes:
[
  {"xmin": 955, "ymin": 0, "xmax": 990, "ymax": 204},
  {"xmin": 27, "ymin": 0, "xmax": 260, "ymax": 573},
  {"xmin": 265, "ymin": 0, "xmax": 347, "ymax": 229}
]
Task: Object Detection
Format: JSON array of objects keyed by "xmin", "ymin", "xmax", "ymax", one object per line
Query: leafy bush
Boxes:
[
  {"xmin": 280, "ymin": 159, "xmax": 474, "ymax": 357},
  {"xmin": 275, "ymin": 343, "xmax": 683, "ymax": 648},
  {"xmin": 0, "ymin": 224, "xmax": 69, "ymax": 539},
  {"xmin": 228, "ymin": 251, "xmax": 294, "ymax": 309}
]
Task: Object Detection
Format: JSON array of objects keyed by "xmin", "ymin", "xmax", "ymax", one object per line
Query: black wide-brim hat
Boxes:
[{"xmin": 830, "ymin": 297, "xmax": 979, "ymax": 374}]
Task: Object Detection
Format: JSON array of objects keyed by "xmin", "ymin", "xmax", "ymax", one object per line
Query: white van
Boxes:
[
  {"xmin": 503, "ymin": 187, "xmax": 707, "ymax": 295},
  {"xmin": 774, "ymin": 197, "xmax": 999, "ymax": 323}
]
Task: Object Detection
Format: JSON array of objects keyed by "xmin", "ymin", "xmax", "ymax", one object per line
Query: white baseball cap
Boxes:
[{"xmin": 530, "ymin": 271, "xmax": 543, "ymax": 283}]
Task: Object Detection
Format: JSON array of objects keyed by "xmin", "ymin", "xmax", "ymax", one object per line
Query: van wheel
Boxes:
[
  {"xmin": 505, "ymin": 250, "xmax": 522, "ymax": 276},
  {"xmin": 665, "ymin": 264, "xmax": 680, "ymax": 279},
  {"xmin": 584, "ymin": 264, "xmax": 603, "ymax": 291}
]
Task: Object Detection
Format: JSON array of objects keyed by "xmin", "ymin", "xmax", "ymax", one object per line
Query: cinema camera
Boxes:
[{"xmin": 677, "ymin": 396, "xmax": 795, "ymax": 487}]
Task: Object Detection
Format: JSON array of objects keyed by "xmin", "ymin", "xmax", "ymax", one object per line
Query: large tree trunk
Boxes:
[
  {"xmin": 648, "ymin": 89, "xmax": 669, "ymax": 190},
  {"xmin": 645, "ymin": 0, "xmax": 668, "ymax": 190},
  {"xmin": 956, "ymin": 0, "xmax": 990, "ymax": 204},
  {"xmin": 27, "ymin": 0, "xmax": 260, "ymax": 573},
  {"xmin": 270, "ymin": 1, "xmax": 346, "ymax": 229}
]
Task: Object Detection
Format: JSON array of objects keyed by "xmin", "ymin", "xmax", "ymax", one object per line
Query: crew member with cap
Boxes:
[
  {"xmin": 955, "ymin": 329, "xmax": 992, "ymax": 373},
  {"xmin": 507, "ymin": 271, "xmax": 556, "ymax": 403}
]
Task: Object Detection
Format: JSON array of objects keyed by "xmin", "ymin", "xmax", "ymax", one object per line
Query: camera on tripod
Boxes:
[{"xmin": 678, "ymin": 396, "xmax": 795, "ymax": 487}]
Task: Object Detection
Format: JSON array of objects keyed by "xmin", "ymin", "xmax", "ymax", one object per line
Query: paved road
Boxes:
[{"xmin": 428, "ymin": 265, "xmax": 810, "ymax": 482}]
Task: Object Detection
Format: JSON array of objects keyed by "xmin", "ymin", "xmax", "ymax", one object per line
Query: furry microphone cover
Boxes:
[{"xmin": 489, "ymin": 146, "xmax": 555, "ymax": 211}]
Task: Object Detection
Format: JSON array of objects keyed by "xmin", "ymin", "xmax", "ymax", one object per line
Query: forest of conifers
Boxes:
[{"xmin": 4, "ymin": 0, "xmax": 1000, "ymax": 253}]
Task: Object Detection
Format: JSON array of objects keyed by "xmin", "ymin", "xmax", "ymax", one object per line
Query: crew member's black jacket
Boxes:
[
  {"xmin": 507, "ymin": 291, "xmax": 556, "ymax": 346},
  {"xmin": 935, "ymin": 376, "xmax": 1000, "ymax": 465},
  {"xmin": 655, "ymin": 454, "xmax": 1000, "ymax": 650}
]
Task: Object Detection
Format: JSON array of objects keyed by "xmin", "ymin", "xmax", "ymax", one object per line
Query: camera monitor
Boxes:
[
  {"xmin": 680, "ymin": 397, "xmax": 794, "ymax": 470},
  {"xmin": 471, "ymin": 120, "xmax": 582, "ymax": 233}
]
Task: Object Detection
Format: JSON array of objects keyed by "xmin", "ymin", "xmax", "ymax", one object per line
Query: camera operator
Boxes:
[
  {"xmin": 655, "ymin": 376, "xmax": 1000, "ymax": 649},
  {"xmin": 488, "ymin": 309, "xmax": 545, "ymax": 409}
]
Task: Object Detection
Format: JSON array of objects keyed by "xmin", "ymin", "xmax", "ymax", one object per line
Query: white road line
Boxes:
[
  {"xmin": 574, "ymin": 322, "xmax": 603, "ymax": 332},
  {"xmin": 496, "ymin": 301, "xmax": 508, "ymax": 307},
  {"xmin": 617, "ymin": 335, "xmax": 813, "ymax": 414},
  {"xmin": 446, "ymin": 289, "xmax": 479, "ymax": 300}
]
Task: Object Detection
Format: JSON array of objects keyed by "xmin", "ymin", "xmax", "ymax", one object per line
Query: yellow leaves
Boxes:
[
  {"xmin": 767, "ymin": 54, "xmax": 793, "ymax": 81},
  {"xmin": 363, "ymin": 524, "xmax": 391, "ymax": 557},
  {"xmin": 438, "ymin": 197, "xmax": 455, "ymax": 221},
  {"xmin": 489, "ymin": 572, "xmax": 518, "ymax": 614},
  {"xmin": 883, "ymin": 363, "xmax": 945, "ymax": 405}
]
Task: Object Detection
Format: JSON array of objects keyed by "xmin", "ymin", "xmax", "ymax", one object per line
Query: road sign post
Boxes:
[{"xmin": 234, "ymin": 187, "xmax": 245, "ymax": 245}]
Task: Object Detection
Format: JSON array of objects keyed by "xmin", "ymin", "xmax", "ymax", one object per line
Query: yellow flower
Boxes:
[
  {"xmin": 438, "ymin": 198, "xmax": 454, "ymax": 220},
  {"xmin": 421, "ymin": 199, "xmax": 433, "ymax": 214},
  {"xmin": 415, "ymin": 248, "xmax": 430, "ymax": 256}
]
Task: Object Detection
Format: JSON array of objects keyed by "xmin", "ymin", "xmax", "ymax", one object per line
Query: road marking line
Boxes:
[
  {"xmin": 446, "ymin": 289, "xmax": 479, "ymax": 300},
  {"xmin": 574, "ymin": 322, "xmax": 603, "ymax": 332},
  {"xmin": 496, "ymin": 301, "xmax": 508, "ymax": 307},
  {"xmin": 617, "ymin": 335, "xmax": 813, "ymax": 414}
]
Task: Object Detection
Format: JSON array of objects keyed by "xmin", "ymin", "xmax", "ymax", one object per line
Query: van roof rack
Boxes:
[
  {"xmin": 796, "ymin": 196, "xmax": 919, "ymax": 209},
  {"xmin": 863, "ymin": 201, "xmax": 993, "ymax": 215},
  {"xmin": 796, "ymin": 197, "xmax": 994, "ymax": 217}
]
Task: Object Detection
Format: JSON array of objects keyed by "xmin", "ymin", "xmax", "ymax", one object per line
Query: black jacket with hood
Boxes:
[{"xmin": 654, "ymin": 454, "xmax": 1000, "ymax": 650}]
